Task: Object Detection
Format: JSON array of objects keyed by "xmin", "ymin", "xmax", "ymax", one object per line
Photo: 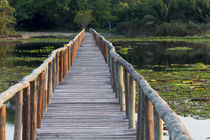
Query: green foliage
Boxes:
[
  {"xmin": 74, "ymin": 10, "xmax": 93, "ymax": 29},
  {"xmin": 114, "ymin": 0, "xmax": 210, "ymax": 36},
  {"xmin": 0, "ymin": 0, "xmax": 16, "ymax": 36},
  {"xmin": 8, "ymin": 0, "xmax": 210, "ymax": 36}
]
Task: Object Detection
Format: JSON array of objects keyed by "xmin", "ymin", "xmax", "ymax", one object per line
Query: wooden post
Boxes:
[
  {"xmin": 37, "ymin": 72, "xmax": 44, "ymax": 128},
  {"xmin": 71, "ymin": 43, "xmax": 75, "ymax": 63},
  {"xmin": 136, "ymin": 88, "xmax": 145, "ymax": 140},
  {"xmin": 154, "ymin": 108, "xmax": 163, "ymax": 140},
  {"xmin": 30, "ymin": 80, "xmax": 37, "ymax": 140},
  {"xmin": 128, "ymin": 76, "xmax": 136, "ymax": 128},
  {"xmin": 71, "ymin": 46, "xmax": 73, "ymax": 66},
  {"xmin": 111, "ymin": 58, "xmax": 116, "ymax": 93},
  {"xmin": 124, "ymin": 70, "xmax": 130, "ymax": 118},
  {"xmin": 109, "ymin": 56, "xmax": 113, "ymax": 88},
  {"xmin": 0, "ymin": 105, "xmax": 6, "ymax": 140},
  {"xmin": 48, "ymin": 62, "xmax": 53, "ymax": 104},
  {"xmin": 145, "ymin": 96, "xmax": 154, "ymax": 140},
  {"xmin": 14, "ymin": 90, "xmax": 23, "ymax": 140},
  {"xmin": 68, "ymin": 46, "xmax": 71, "ymax": 71},
  {"xmin": 118, "ymin": 64, "xmax": 125, "ymax": 111},
  {"xmin": 65, "ymin": 48, "xmax": 68, "ymax": 76},
  {"xmin": 56, "ymin": 53, "xmax": 59, "ymax": 86},
  {"xmin": 115, "ymin": 61, "xmax": 119, "ymax": 98},
  {"xmin": 52, "ymin": 59, "xmax": 55, "ymax": 92},
  {"xmin": 22, "ymin": 86, "xmax": 30, "ymax": 140},
  {"xmin": 44, "ymin": 68, "xmax": 48, "ymax": 111},
  {"xmin": 60, "ymin": 51, "xmax": 64, "ymax": 83},
  {"xmin": 105, "ymin": 45, "xmax": 109, "ymax": 64}
]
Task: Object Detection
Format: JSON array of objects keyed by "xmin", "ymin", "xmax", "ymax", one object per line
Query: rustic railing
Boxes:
[
  {"xmin": 90, "ymin": 29, "xmax": 193, "ymax": 140},
  {"xmin": 0, "ymin": 29, "xmax": 85, "ymax": 140}
]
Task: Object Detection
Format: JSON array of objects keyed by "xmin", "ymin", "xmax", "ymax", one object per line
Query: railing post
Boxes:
[
  {"xmin": 68, "ymin": 46, "xmax": 71, "ymax": 71},
  {"xmin": 128, "ymin": 76, "xmax": 136, "ymax": 128},
  {"xmin": 71, "ymin": 46, "xmax": 73, "ymax": 66},
  {"xmin": 48, "ymin": 62, "xmax": 53, "ymax": 104},
  {"xmin": 22, "ymin": 86, "xmax": 30, "ymax": 140},
  {"xmin": 37, "ymin": 71, "xmax": 44, "ymax": 128},
  {"xmin": 124, "ymin": 70, "xmax": 130, "ymax": 118},
  {"xmin": 60, "ymin": 51, "xmax": 64, "ymax": 83},
  {"xmin": 137, "ymin": 88, "xmax": 145, "ymax": 140},
  {"xmin": 0, "ymin": 105, "xmax": 6, "ymax": 140},
  {"xmin": 65, "ymin": 48, "xmax": 68, "ymax": 76},
  {"xmin": 30, "ymin": 80, "xmax": 37, "ymax": 140},
  {"xmin": 118, "ymin": 64, "xmax": 125, "ymax": 111},
  {"xmin": 105, "ymin": 44, "xmax": 109, "ymax": 64},
  {"xmin": 111, "ymin": 58, "xmax": 116, "ymax": 93},
  {"xmin": 145, "ymin": 96, "xmax": 154, "ymax": 140},
  {"xmin": 44, "ymin": 68, "xmax": 48, "ymax": 111},
  {"xmin": 56, "ymin": 53, "xmax": 59, "ymax": 86},
  {"xmin": 52, "ymin": 59, "xmax": 56, "ymax": 92},
  {"xmin": 154, "ymin": 108, "xmax": 163, "ymax": 140},
  {"xmin": 115, "ymin": 61, "xmax": 119, "ymax": 98},
  {"xmin": 14, "ymin": 90, "xmax": 23, "ymax": 140}
]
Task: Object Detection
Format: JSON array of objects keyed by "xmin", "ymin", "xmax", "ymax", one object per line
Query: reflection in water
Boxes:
[
  {"xmin": 0, "ymin": 42, "xmax": 65, "ymax": 139},
  {"xmin": 113, "ymin": 41, "xmax": 210, "ymax": 68}
]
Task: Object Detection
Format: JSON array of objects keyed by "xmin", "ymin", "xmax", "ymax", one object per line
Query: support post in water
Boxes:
[
  {"xmin": 128, "ymin": 76, "xmax": 136, "ymax": 128},
  {"xmin": 22, "ymin": 86, "xmax": 31, "ymax": 140},
  {"xmin": 14, "ymin": 90, "xmax": 23, "ymax": 140},
  {"xmin": 0, "ymin": 105, "xmax": 6, "ymax": 140}
]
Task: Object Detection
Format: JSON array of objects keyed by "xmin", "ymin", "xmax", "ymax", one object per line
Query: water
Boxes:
[
  {"xmin": 0, "ymin": 41, "xmax": 65, "ymax": 139},
  {"xmin": 114, "ymin": 41, "xmax": 210, "ymax": 67}
]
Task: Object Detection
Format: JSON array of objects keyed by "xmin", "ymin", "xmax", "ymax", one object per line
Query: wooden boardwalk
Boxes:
[{"xmin": 37, "ymin": 33, "xmax": 136, "ymax": 140}]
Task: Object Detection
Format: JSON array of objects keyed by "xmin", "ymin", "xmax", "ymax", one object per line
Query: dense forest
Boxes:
[{"xmin": 1, "ymin": 0, "xmax": 210, "ymax": 36}]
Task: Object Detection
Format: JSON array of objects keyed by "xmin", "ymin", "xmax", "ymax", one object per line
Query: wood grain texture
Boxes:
[{"xmin": 37, "ymin": 33, "xmax": 136, "ymax": 140}]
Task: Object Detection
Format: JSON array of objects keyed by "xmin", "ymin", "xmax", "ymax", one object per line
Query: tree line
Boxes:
[{"xmin": 1, "ymin": 0, "xmax": 210, "ymax": 36}]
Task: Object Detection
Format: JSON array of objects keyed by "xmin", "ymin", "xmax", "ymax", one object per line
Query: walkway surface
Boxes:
[{"xmin": 37, "ymin": 33, "xmax": 136, "ymax": 140}]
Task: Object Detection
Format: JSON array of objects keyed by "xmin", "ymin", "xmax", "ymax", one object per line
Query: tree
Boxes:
[
  {"xmin": 0, "ymin": 0, "xmax": 16, "ymax": 36},
  {"xmin": 73, "ymin": 10, "xmax": 93, "ymax": 29}
]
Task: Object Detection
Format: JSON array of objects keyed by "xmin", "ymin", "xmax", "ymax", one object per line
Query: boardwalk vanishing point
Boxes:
[{"xmin": 0, "ymin": 29, "xmax": 192, "ymax": 140}]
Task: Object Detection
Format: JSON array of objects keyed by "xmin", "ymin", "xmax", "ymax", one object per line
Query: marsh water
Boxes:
[
  {"xmin": 0, "ymin": 41, "xmax": 65, "ymax": 139},
  {"xmin": 0, "ymin": 40, "xmax": 209, "ymax": 139},
  {"xmin": 113, "ymin": 41, "xmax": 210, "ymax": 67}
]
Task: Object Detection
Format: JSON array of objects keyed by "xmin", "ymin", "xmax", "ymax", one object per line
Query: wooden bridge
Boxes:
[{"xmin": 0, "ymin": 29, "xmax": 192, "ymax": 140}]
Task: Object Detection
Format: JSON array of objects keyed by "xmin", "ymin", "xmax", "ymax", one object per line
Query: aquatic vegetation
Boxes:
[
  {"xmin": 166, "ymin": 47, "xmax": 193, "ymax": 51},
  {"xmin": 137, "ymin": 64, "xmax": 210, "ymax": 119},
  {"xmin": 0, "ymin": 66, "xmax": 34, "ymax": 93}
]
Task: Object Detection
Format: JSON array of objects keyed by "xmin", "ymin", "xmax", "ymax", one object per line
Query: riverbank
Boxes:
[{"xmin": 0, "ymin": 32, "xmax": 76, "ymax": 43}]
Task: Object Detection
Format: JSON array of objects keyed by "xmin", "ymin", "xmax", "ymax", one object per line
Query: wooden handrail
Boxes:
[
  {"xmin": 90, "ymin": 28, "xmax": 193, "ymax": 140},
  {"xmin": 0, "ymin": 29, "xmax": 85, "ymax": 140}
]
